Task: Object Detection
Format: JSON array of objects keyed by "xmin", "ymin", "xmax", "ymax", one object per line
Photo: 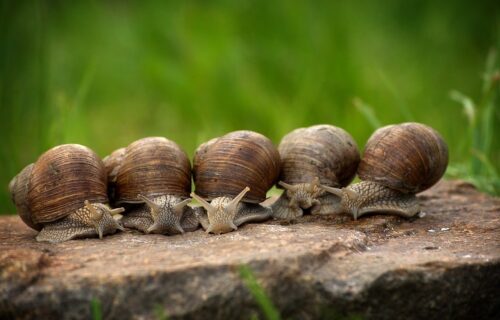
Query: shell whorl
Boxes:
[
  {"xmin": 193, "ymin": 130, "xmax": 280, "ymax": 203},
  {"xmin": 103, "ymin": 147, "xmax": 126, "ymax": 185},
  {"xmin": 9, "ymin": 163, "xmax": 41, "ymax": 230},
  {"xmin": 358, "ymin": 122, "xmax": 448, "ymax": 194},
  {"xmin": 110, "ymin": 137, "xmax": 192, "ymax": 203},
  {"xmin": 102, "ymin": 147, "xmax": 126, "ymax": 203},
  {"xmin": 278, "ymin": 124, "xmax": 360, "ymax": 187},
  {"xmin": 26, "ymin": 144, "xmax": 108, "ymax": 225}
]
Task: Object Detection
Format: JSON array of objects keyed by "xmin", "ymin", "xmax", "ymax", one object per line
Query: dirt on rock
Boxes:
[{"xmin": 0, "ymin": 180, "xmax": 499, "ymax": 319}]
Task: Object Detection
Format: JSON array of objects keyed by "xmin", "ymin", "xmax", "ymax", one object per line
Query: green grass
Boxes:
[
  {"xmin": 354, "ymin": 49, "xmax": 500, "ymax": 195},
  {"xmin": 239, "ymin": 265, "xmax": 281, "ymax": 320},
  {"xmin": 154, "ymin": 304, "xmax": 169, "ymax": 320},
  {"xmin": 238, "ymin": 264, "xmax": 364, "ymax": 319},
  {"xmin": 1, "ymin": 0, "xmax": 499, "ymax": 213},
  {"xmin": 90, "ymin": 298, "xmax": 102, "ymax": 320},
  {"xmin": 446, "ymin": 49, "xmax": 500, "ymax": 194}
]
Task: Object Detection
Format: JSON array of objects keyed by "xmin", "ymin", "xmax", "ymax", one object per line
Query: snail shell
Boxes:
[
  {"xmin": 358, "ymin": 122, "xmax": 448, "ymax": 194},
  {"xmin": 25, "ymin": 144, "xmax": 108, "ymax": 223},
  {"xmin": 104, "ymin": 137, "xmax": 197, "ymax": 234},
  {"xmin": 102, "ymin": 147, "xmax": 126, "ymax": 202},
  {"xmin": 193, "ymin": 130, "xmax": 280, "ymax": 203},
  {"xmin": 322, "ymin": 122, "xmax": 448, "ymax": 219},
  {"xmin": 111, "ymin": 137, "xmax": 191, "ymax": 203},
  {"xmin": 278, "ymin": 124, "xmax": 360, "ymax": 187},
  {"xmin": 271, "ymin": 124, "xmax": 360, "ymax": 219},
  {"xmin": 9, "ymin": 144, "xmax": 124, "ymax": 242},
  {"xmin": 9, "ymin": 163, "xmax": 37, "ymax": 230},
  {"xmin": 191, "ymin": 130, "xmax": 280, "ymax": 234}
]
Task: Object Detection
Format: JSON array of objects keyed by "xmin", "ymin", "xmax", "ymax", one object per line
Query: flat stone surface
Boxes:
[{"xmin": 0, "ymin": 180, "xmax": 499, "ymax": 319}]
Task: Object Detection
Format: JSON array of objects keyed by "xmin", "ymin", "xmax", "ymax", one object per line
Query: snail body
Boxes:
[
  {"xmin": 9, "ymin": 144, "xmax": 124, "ymax": 243},
  {"xmin": 271, "ymin": 125, "xmax": 360, "ymax": 220},
  {"xmin": 191, "ymin": 130, "xmax": 280, "ymax": 234},
  {"xmin": 322, "ymin": 122, "xmax": 448, "ymax": 219},
  {"xmin": 103, "ymin": 137, "xmax": 198, "ymax": 235}
]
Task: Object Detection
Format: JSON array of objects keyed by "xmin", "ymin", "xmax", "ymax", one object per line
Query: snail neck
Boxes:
[
  {"xmin": 326, "ymin": 181, "xmax": 420, "ymax": 220},
  {"xmin": 36, "ymin": 202, "xmax": 124, "ymax": 243}
]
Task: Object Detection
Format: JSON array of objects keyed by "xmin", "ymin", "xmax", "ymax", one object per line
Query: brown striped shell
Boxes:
[
  {"xmin": 103, "ymin": 147, "xmax": 126, "ymax": 184},
  {"xmin": 10, "ymin": 144, "xmax": 108, "ymax": 227},
  {"xmin": 278, "ymin": 124, "xmax": 360, "ymax": 187},
  {"xmin": 193, "ymin": 130, "xmax": 280, "ymax": 203},
  {"xmin": 102, "ymin": 147, "xmax": 126, "ymax": 202},
  {"xmin": 358, "ymin": 122, "xmax": 448, "ymax": 194},
  {"xmin": 192, "ymin": 137, "xmax": 218, "ymax": 178},
  {"xmin": 107, "ymin": 137, "xmax": 191, "ymax": 204},
  {"xmin": 9, "ymin": 163, "xmax": 39, "ymax": 230}
]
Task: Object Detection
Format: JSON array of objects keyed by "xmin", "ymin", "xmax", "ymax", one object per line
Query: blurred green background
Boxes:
[{"xmin": 1, "ymin": 0, "xmax": 499, "ymax": 214}]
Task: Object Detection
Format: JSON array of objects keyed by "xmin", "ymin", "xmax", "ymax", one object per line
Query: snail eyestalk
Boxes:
[
  {"xmin": 138, "ymin": 194, "xmax": 160, "ymax": 213},
  {"xmin": 190, "ymin": 192, "xmax": 215, "ymax": 213},
  {"xmin": 278, "ymin": 181, "xmax": 298, "ymax": 191},
  {"xmin": 173, "ymin": 198, "xmax": 192, "ymax": 213},
  {"xmin": 108, "ymin": 207, "xmax": 125, "ymax": 216},
  {"xmin": 226, "ymin": 186, "xmax": 250, "ymax": 215},
  {"xmin": 320, "ymin": 185, "xmax": 343, "ymax": 198}
]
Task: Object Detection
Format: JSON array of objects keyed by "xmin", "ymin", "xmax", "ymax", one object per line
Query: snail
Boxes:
[
  {"xmin": 9, "ymin": 144, "xmax": 125, "ymax": 243},
  {"xmin": 321, "ymin": 122, "xmax": 448, "ymax": 219},
  {"xmin": 191, "ymin": 130, "xmax": 280, "ymax": 234},
  {"xmin": 103, "ymin": 137, "xmax": 199, "ymax": 235},
  {"xmin": 270, "ymin": 124, "xmax": 360, "ymax": 220}
]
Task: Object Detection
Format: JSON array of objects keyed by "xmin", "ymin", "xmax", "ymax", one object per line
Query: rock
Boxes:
[{"xmin": 0, "ymin": 180, "xmax": 499, "ymax": 319}]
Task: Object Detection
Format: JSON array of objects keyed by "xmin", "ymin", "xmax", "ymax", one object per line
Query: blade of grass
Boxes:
[
  {"xmin": 449, "ymin": 90, "xmax": 476, "ymax": 126},
  {"xmin": 154, "ymin": 304, "xmax": 169, "ymax": 320},
  {"xmin": 449, "ymin": 48, "xmax": 500, "ymax": 195},
  {"xmin": 449, "ymin": 89, "xmax": 482, "ymax": 175},
  {"xmin": 239, "ymin": 265, "xmax": 281, "ymax": 320},
  {"xmin": 90, "ymin": 298, "xmax": 102, "ymax": 320},
  {"xmin": 376, "ymin": 68, "xmax": 414, "ymax": 120},
  {"xmin": 353, "ymin": 97, "xmax": 382, "ymax": 130},
  {"xmin": 477, "ymin": 49, "xmax": 499, "ymax": 157},
  {"xmin": 471, "ymin": 149, "xmax": 499, "ymax": 179}
]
